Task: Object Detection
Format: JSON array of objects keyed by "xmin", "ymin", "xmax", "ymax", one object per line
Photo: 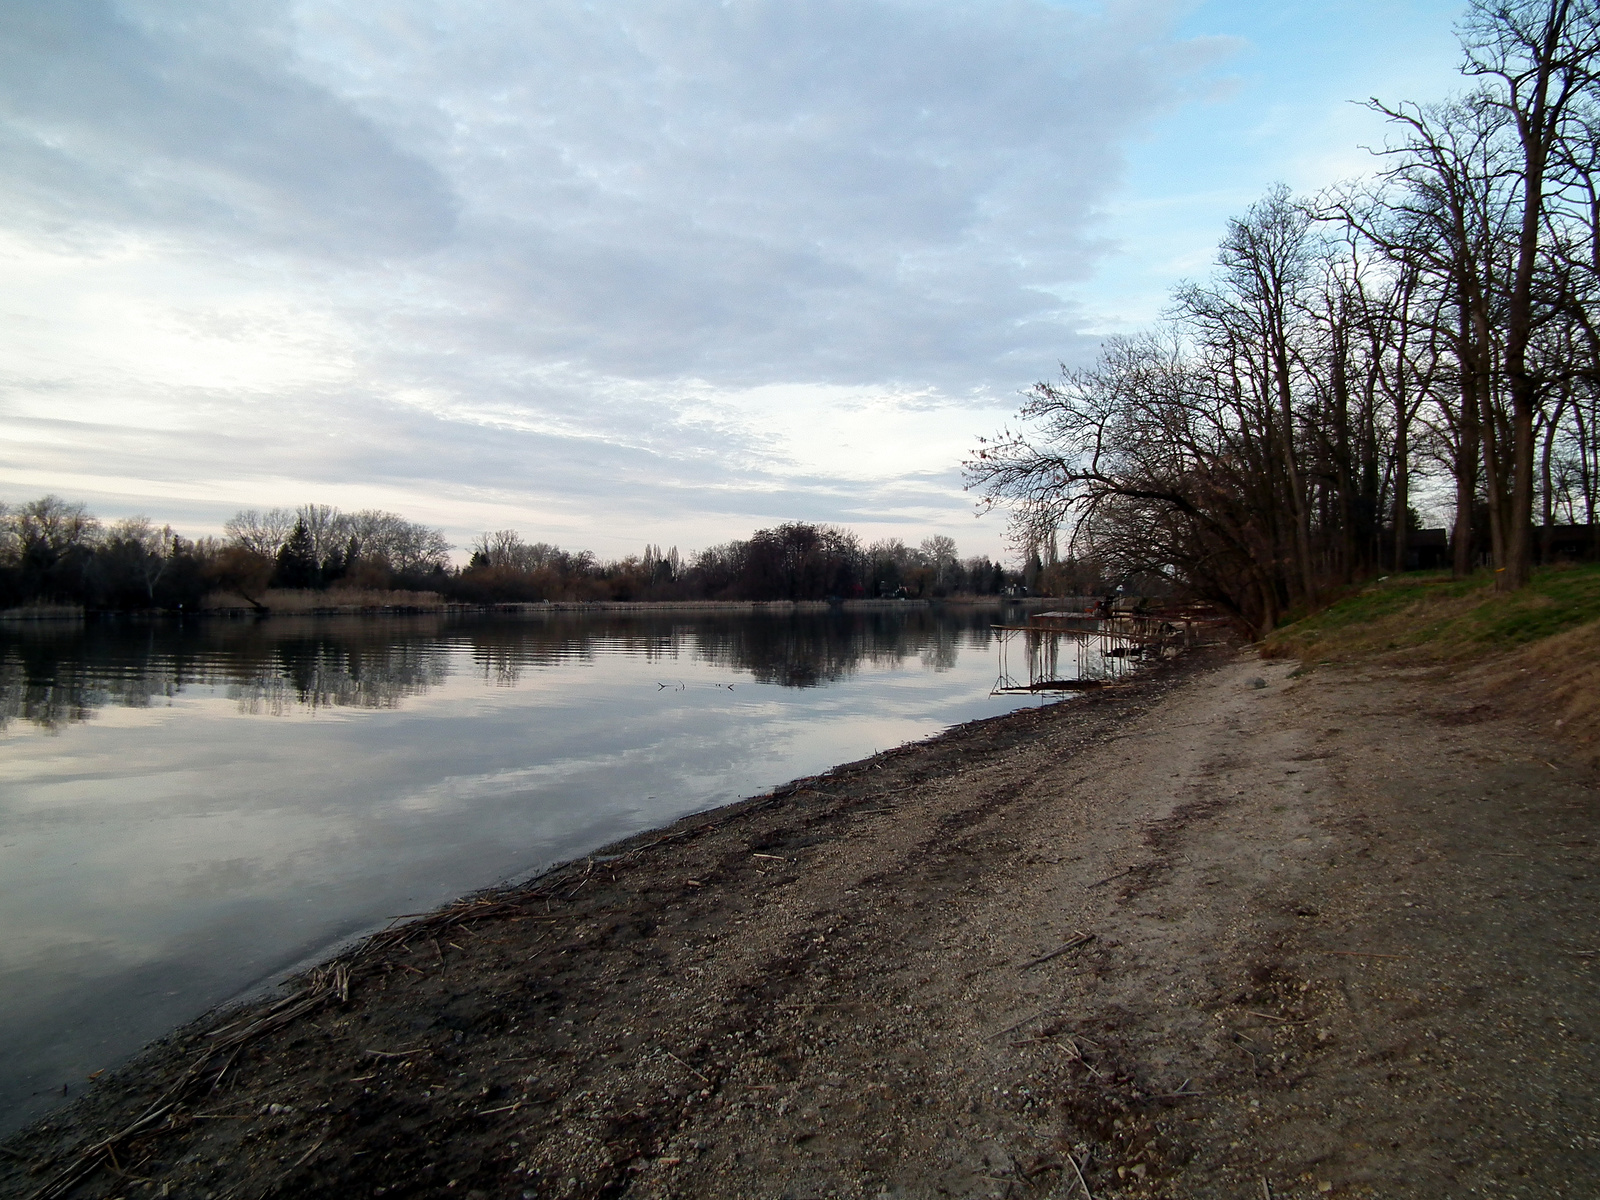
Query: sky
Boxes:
[{"xmin": 0, "ymin": 0, "xmax": 1470, "ymax": 563}]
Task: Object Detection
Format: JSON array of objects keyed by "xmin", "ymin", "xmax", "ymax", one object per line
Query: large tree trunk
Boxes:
[
  {"xmin": 1539, "ymin": 396, "xmax": 1567, "ymax": 561},
  {"xmin": 1483, "ymin": 379, "xmax": 1510, "ymax": 574},
  {"xmin": 1330, "ymin": 336, "xmax": 1355, "ymax": 579},
  {"xmin": 1490, "ymin": 0, "xmax": 1571, "ymax": 589},
  {"xmin": 1454, "ymin": 306, "xmax": 1483, "ymax": 577},
  {"xmin": 1504, "ymin": 401, "xmax": 1537, "ymax": 587},
  {"xmin": 1576, "ymin": 400, "xmax": 1599, "ymax": 556},
  {"xmin": 1274, "ymin": 344, "xmax": 1317, "ymax": 602},
  {"xmin": 1389, "ymin": 290, "xmax": 1413, "ymax": 574},
  {"xmin": 1394, "ymin": 418, "xmax": 1411, "ymax": 572}
]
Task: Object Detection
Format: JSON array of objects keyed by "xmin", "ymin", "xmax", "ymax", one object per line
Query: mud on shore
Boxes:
[{"xmin": 4, "ymin": 644, "xmax": 1597, "ymax": 1199}]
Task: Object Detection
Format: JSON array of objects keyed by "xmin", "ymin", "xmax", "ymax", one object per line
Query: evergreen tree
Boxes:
[{"xmin": 274, "ymin": 519, "xmax": 319, "ymax": 589}]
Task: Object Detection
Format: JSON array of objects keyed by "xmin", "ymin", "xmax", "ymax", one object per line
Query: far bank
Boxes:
[{"xmin": 1, "ymin": 593, "xmax": 1064, "ymax": 621}]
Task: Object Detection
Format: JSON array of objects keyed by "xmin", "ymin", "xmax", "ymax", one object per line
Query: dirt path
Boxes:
[{"xmin": 4, "ymin": 647, "xmax": 1597, "ymax": 1199}]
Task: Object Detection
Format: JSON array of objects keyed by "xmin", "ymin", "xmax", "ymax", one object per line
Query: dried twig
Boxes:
[
  {"xmin": 986, "ymin": 1009, "xmax": 1048, "ymax": 1041},
  {"xmin": 1316, "ymin": 950, "xmax": 1406, "ymax": 960},
  {"xmin": 291, "ymin": 1126, "xmax": 329, "ymax": 1169},
  {"xmin": 26, "ymin": 954, "xmax": 369, "ymax": 1199},
  {"xmin": 662, "ymin": 1050, "xmax": 709, "ymax": 1084},
  {"xmin": 206, "ymin": 1045, "xmax": 244, "ymax": 1095},
  {"xmin": 1018, "ymin": 932, "xmax": 1095, "ymax": 971},
  {"xmin": 1085, "ymin": 867, "xmax": 1132, "ymax": 889},
  {"xmin": 1065, "ymin": 1150, "xmax": 1094, "ymax": 1200},
  {"xmin": 1242, "ymin": 1010, "xmax": 1306, "ymax": 1024},
  {"xmin": 28, "ymin": 1103, "xmax": 174, "ymax": 1200},
  {"xmin": 861, "ymin": 783, "xmax": 921, "ymax": 802},
  {"xmin": 1055, "ymin": 1039, "xmax": 1104, "ymax": 1079},
  {"xmin": 473, "ymin": 1101, "xmax": 523, "ymax": 1117}
]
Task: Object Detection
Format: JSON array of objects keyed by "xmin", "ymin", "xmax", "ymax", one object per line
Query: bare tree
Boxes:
[
  {"xmin": 1175, "ymin": 185, "xmax": 1321, "ymax": 603},
  {"xmin": 7, "ymin": 495, "xmax": 100, "ymax": 569},
  {"xmin": 107, "ymin": 516, "xmax": 176, "ymax": 601},
  {"xmin": 294, "ymin": 504, "xmax": 348, "ymax": 565},
  {"xmin": 919, "ymin": 535, "xmax": 958, "ymax": 585},
  {"xmin": 224, "ymin": 508, "xmax": 295, "ymax": 557},
  {"xmin": 346, "ymin": 509, "xmax": 451, "ymax": 572},
  {"xmin": 1462, "ymin": 0, "xmax": 1600, "ymax": 586}
]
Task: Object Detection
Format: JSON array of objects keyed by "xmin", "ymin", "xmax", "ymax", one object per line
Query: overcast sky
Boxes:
[{"xmin": 0, "ymin": 0, "xmax": 1468, "ymax": 561}]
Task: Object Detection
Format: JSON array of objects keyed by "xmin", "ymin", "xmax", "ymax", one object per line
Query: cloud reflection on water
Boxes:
[{"xmin": 0, "ymin": 606, "xmax": 1039, "ymax": 1136}]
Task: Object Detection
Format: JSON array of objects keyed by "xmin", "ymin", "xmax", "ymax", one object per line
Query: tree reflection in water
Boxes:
[{"xmin": 0, "ymin": 606, "xmax": 1005, "ymax": 730}]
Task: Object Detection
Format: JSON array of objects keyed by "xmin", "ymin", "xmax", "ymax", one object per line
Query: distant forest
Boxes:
[
  {"xmin": 0, "ymin": 496, "xmax": 1034, "ymax": 612},
  {"xmin": 968, "ymin": 0, "xmax": 1600, "ymax": 635}
]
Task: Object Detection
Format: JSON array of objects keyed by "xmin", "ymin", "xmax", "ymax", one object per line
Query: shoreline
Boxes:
[
  {"xmin": 0, "ymin": 596, "xmax": 1058, "ymax": 623},
  {"xmin": 0, "ymin": 649, "xmax": 1162, "ymax": 1164},
  {"xmin": 0, "ymin": 657, "xmax": 1111, "ymax": 1137},
  {"xmin": 5, "ymin": 644, "xmax": 1596, "ymax": 1198}
]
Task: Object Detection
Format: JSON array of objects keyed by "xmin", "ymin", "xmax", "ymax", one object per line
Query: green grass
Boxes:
[{"xmin": 1263, "ymin": 562, "xmax": 1600, "ymax": 662}]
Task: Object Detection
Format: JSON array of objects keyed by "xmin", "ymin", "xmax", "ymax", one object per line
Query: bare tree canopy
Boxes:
[
  {"xmin": 223, "ymin": 509, "xmax": 295, "ymax": 558},
  {"xmin": 969, "ymin": 0, "xmax": 1600, "ymax": 627},
  {"xmin": 225, "ymin": 505, "xmax": 451, "ymax": 575}
]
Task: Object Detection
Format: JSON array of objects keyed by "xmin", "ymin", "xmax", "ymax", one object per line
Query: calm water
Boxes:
[{"xmin": 0, "ymin": 605, "xmax": 1060, "ymax": 1133}]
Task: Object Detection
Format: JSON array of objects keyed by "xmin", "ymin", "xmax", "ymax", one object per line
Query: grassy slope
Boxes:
[{"xmin": 1262, "ymin": 562, "xmax": 1600, "ymax": 760}]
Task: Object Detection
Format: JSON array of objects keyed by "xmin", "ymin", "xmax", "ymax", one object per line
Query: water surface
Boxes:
[{"xmin": 0, "ymin": 606, "xmax": 1057, "ymax": 1133}]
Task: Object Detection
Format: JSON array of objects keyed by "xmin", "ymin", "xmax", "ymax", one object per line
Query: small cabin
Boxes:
[{"xmin": 1406, "ymin": 529, "xmax": 1451, "ymax": 570}]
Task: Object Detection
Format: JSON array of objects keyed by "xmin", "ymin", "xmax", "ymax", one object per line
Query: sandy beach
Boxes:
[{"xmin": 4, "ymin": 642, "xmax": 1596, "ymax": 1199}]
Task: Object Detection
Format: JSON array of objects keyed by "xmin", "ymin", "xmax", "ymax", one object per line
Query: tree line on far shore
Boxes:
[
  {"xmin": 0, "ymin": 496, "xmax": 1027, "ymax": 612},
  {"xmin": 967, "ymin": 0, "xmax": 1600, "ymax": 635}
]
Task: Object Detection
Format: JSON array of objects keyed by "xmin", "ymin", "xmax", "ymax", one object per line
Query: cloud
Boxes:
[
  {"xmin": 0, "ymin": 0, "xmax": 457, "ymax": 255},
  {"xmin": 0, "ymin": 0, "xmax": 1230, "ymax": 556},
  {"xmin": 318, "ymin": 0, "xmax": 1218, "ymax": 385}
]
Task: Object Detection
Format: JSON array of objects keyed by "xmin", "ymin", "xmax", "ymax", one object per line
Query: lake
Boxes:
[{"xmin": 0, "ymin": 604, "xmax": 1067, "ymax": 1134}]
